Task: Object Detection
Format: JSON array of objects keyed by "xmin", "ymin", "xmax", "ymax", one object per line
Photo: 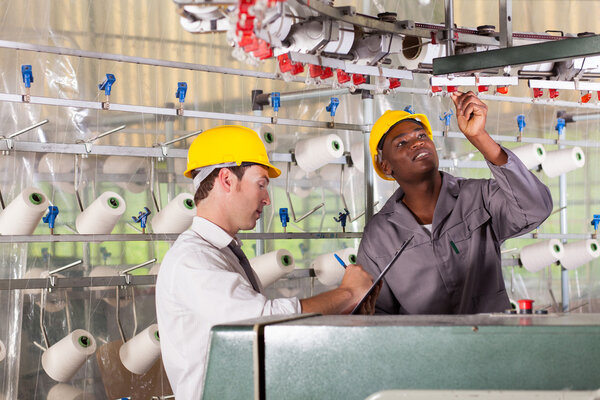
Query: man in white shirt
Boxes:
[{"xmin": 156, "ymin": 125, "xmax": 376, "ymax": 399}]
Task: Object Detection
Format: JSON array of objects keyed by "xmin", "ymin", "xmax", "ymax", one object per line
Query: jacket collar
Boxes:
[{"xmin": 382, "ymin": 171, "xmax": 461, "ymax": 235}]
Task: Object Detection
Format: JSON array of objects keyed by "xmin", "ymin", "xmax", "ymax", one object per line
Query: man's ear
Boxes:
[
  {"xmin": 217, "ymin": 168, "xmax": 234, "ymax": 193},
  {"xmin": 379, "ymin": 158, "xmax": 394, "ymax": 177}
]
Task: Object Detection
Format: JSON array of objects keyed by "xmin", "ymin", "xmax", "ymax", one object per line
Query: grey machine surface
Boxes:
[{"xmin": 202, "ymin": 313, "xmax": 600, "ymax": 399}]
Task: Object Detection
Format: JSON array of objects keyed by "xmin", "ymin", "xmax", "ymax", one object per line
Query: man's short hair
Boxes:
[{"xmin": 191, "ymin": 163, "xmax": 255, "ymax": 204}]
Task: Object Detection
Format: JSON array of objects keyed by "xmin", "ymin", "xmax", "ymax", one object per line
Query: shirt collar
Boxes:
[{"xmin": 190, "ymin": 216, "xmax": 240, "ymax": 249}]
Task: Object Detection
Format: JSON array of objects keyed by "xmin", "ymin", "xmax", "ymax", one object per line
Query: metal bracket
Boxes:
[{"xmin": 284, "ymin": 160, "xmax": 324, "ymax": 223}]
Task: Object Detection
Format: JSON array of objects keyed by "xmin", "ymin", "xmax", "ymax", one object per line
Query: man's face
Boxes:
[
  {"xmin": 379, "ymin": 120, "xmax": 438, "ymax": 182},
  {"xmin": 230, "ymin": 165, "xmax": 271, "ymax": 231}
]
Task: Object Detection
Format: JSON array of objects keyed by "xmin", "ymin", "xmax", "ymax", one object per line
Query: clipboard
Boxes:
[{"xmin": 350, "ymin": 235, "xmax": 414, "ymax": 315}]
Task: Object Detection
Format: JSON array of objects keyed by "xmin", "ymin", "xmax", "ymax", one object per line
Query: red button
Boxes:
[{"xmin": 518, "ymin": 299, "xmax": 534, "ymax": 314}]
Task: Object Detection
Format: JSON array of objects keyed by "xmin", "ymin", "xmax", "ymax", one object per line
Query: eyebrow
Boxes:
[{"xmin": 389, "ymin": 126, "xmax": 427, "ymax": 143}]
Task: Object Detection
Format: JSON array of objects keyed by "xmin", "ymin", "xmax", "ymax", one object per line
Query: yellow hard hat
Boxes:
[
  {"xmin": 369, "ymin": 110, "xmax": 433, "ymax": 181},
  {"xmin": 184, "ymin": 125, "xmax": 281, "ymax": 179}
]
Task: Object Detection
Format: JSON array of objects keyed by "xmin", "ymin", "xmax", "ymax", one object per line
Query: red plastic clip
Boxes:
[
  {"xmin": 253, "ymin": 39, "xmax": 273, "ymax": 60},
  {"xmin": 243, "ymin": 36, "xmax": 259, "ymax": 52},
  {"xmin": 290, "ymin": 62, "xmax": 304, "ymax": 76},
  {"xmin": 548, "ymin": 88, "xmax": 559, "ymax": 99},
  {"xmin": 446, "ymin": 85, "xmax": 458, "ymax": 93},
  {"xmin": 581, "ymin": 92, "xmax": 592, "ymax": 103},
  {"xmin": 319, "ymin": 67, "xmax": 333, "ymax": 80},
  {"xmin": 337, "ymin": 69, "xmax": 351, "ymax": 84},
  {"xmin": 352, "ymin": 74, "xmax": 366, "ymax": 85},
  {"xmin": 477, "ymin": 85, "xmax": 489, "ymax": 93},
  {"xmin": 277, "ymin": 54, "xmax": 292, "ymax": 73},
  {"xmin": 431, "ymin": 85, "xmax": 443, "ymax": 93},
  {"xmin": 309, "ymin": 64, "xmax": 323, "ymax": 78},
  {"xmin": 532, "ymin": 88, "xmax": 544, "ymax": 98},
  {"xmin": 496, "ymin": 86, "xmax": 509, "ymax": 95},
  {"xmin": 388, "ymin": 78, "xmax": 401, "ymax": 89},
  {"xmin": 430, "ymin": 31, "xmax": 437, "ymax": 45}
]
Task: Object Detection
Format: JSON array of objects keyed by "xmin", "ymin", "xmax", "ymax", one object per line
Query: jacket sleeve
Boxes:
[
  {"xmin": 357, "ymin": 225, "xmax": 401, "ymax": 315},
  {"xmin": 483, "ymin": 146, "xmax": 553, "ymax": 241}
]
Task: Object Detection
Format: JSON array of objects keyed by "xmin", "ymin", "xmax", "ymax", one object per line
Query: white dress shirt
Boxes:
[{"xmin": 156, "ymin": 217, "xmax": 301, "ymax": 399}]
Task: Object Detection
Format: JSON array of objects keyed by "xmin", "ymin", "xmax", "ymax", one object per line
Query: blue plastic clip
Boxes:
[
  {"xmin": 98, "ymin": 74, "xmax": 116, "ymax": 96},
  {"xmin": 132, "ymin": 207, "xmax": 151, "ymax": 231},
  {"xmin": 440, "ymin": 110, "xmax": 453, "ymax": 136},
  {"xmin": 100, "ymin": 247, "xmax": 112, "ymax": 264},
  {"xmin": 555, "ymin": 117, "xmax": 566, "ymax": 136},
  {"xmin": 403, "ymin": 105, "xmax": 415, "ymax": 114},
  {"xmin": 279, "ymin": 207, "xmax": 289, "ymax": 232},
  {"xmin": 42, "ymin": 206, "xmax": 59, "ymax": 232},
  {"xmin": 591, "ymin": 214, "xmax": 600, "ymax": 231},
  {"xmin": 175, "ymin": 82, "xmax": 187, "ymax": 103},
  {"xmin": 21, "ymin": 65, "xmax": 34, "ymax": 88},
  {"xmin": 326, "ymin": 97, "xmax": 339, "ymax": 117},
  {"xmin": 333, "ymin": 208, "xmax": 350, "ymax": 232},
  {"xmin": 517, "ymin": 114, "xmax": 526, "ymax": 134},
  {"xmin": 271, "ymin": 92, "xmax": 281, "ymax": 113}
]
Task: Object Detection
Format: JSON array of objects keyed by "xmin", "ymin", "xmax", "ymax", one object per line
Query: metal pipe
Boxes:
[
  {"xmin": 86, "ymin": 124, "xmax": 126, "ymax": 143},
  {"xmin": 263, "ymin": 88, "xmax": 351, "ymax": 105},
  {"xmin": 362, "ymin": 92, "xmax": 374, "ymax": 223},
  {"xmin": 116, "ymin": 286, "xmax": 126, "ymax": 343},
  {"xmin": 444, "ymin": 0, "xmax": 455, "ymax": 56},
  {"xmin": 6, "ymin": 119, "xmax": 49, "ymax": 139},
  {"xmin": 158, "ymin": 130, "xmax": 202, "ymax": 147},
  {"xmin": 48, "ymin": 259, "xmax": 83, "ymax": 276},
  {"xmin": 120, "ymin": 258, "xmax": 157, "ymax": 275},
  {"xmin": 558, "ymin": 127, "xmax": 569, "ymax": 312},
  {"xmin": 253, "ymin": 109, "xmax": 265, "ymax": 257}
]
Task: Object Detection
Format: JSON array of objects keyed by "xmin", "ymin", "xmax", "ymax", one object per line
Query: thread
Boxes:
[
  {"xmin": 0, "ymin": 339, "xmax": 5, "ymax": 362},
  {"xmin": 47, "ymin": 383, "xmax": 85, "ymax": 400},
  {"xmin": 119, "ymin": 324, "xmax": 161, "ymax": 375},
  {"xmin": 0, "ymin": 187, "xmax": 49, "ymax": 235},
  {"xmin": 250, "ymin": 249, "xmax": 295, "ymax": 287},
  {"xmin": 76, "ymin": 191, "xmax": 126, "ymax": 234},
  {"xmin": 312, "ymin": 247, "xmax": 357, "ymax": 286},
  {"xmin": 541, "ymin": 147, "xmax": 585, "ymax": 178},
  {"xmin": 559, "ymin": 239, "xmax": 600, "ymax": 270},
  {"xmin": 290, "ymin": 167, "xmax": 317, "ymax": 198},
  {"xmin": 509, "ymin": 143, "xmax": 546, "ymax": 170},
  {"xmin": 38, "ymin": 153, "xmax": 90, "ymax": 194},
  {"xmin": 350, "ymin": 142, "xmax": 365, "ymax": 173},
  {"xmin": 519, "ymin": 239, "xmax": 563, "ymax": 272},
  {"xmin": 150, "ymin": 193, "xmax": 196, "ymax": 233},
  {"xmin": 89, "ymin": 266, "xmax": 131, "ymax": 307},
  {"xmin": 399, "ymin": 37, "xmax": 445, "ymax": 70},
  {"xmin": 294, "ymin": 134, "xmax": 345, "ymax": 173},
  {"xmin": 102, "ymin": 156, "xmax": 148, "ymax": 193},
  {"xmin": 41, "ymin": 329, "xmax": 97, "ymax": 382}
]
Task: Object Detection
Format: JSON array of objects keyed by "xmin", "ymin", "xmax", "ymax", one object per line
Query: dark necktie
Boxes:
[{"xmin": 227, "ymin": 241, "xmax": 260, "ymax": 292}]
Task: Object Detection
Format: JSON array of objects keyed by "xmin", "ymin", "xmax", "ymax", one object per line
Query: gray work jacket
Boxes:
[{"xmin": 357, "ymin": 147, "xmax": 553, "ymax": 314}]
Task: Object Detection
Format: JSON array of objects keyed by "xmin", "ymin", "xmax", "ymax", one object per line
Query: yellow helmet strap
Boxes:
[{"xmin": 192, "ymin": 162, "xmax": 238, "ymax": 191}]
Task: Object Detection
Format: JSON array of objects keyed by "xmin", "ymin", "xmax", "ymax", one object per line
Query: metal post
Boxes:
[
  {"xmin": 558, "ymin": 127, "xmax": 569, "ymax": 312},
  {"xmin": 499, "ymin": 0, "xmax": 513, "ymax": 48},
  {"xmin": 444, "ymin": 0, "xmax": 455, "ymax": 56},
  {"xmin": 362, "ymin": 90, "xmax": 374, "ymax": 223},
  {"xmin": 253, "ymin": 109, "xmax": 265, "ymax": 257},
  {"xmin": 165, "ymin": 118, "xmax": 176, "ymax": 201}
]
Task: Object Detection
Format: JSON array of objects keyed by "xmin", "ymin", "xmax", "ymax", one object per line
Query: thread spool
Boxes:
[
  {"xmin": 119, "ymin": 324, "xmax": 161, "ymax": 375},
  {"xmin": 0, "ymin": 339, "xmax": 5, "ymax": 362},
  {"xmin": 259, "ymin": 126, "xmax": 278, "ymax": 151},
  {"xmin": 0, "ymin": 187, "xmax": 49, "ymax": 235},
  {"xmin": 350, "ymin": 142, "xmax": 365, "ymax": 173},
  {"xmin": 294, "ymin": 134, "xmax": 345, "ymax": 173},
  {"xmin": 399, "ymin": 37, "xmax": 445, "ymax": 70},
  {"xmin": 312, "ymin": 247, "xmax": 357, "ymax": 286},
  {"xmin": 76, "ymin": 191, "xmax": 126, "ymax": 234},
  {"xmin": 250, "ymin": 249, "xmax": 295, "ymax": 287},
  {"xmin": 509, "ymin": 144, "xmax": 546, "ymax": 170},
  {"xmin": 102, "ymin": 156, "xmax": 148, "ymax": 193},
  {"xmin": 89, "ymin": 266, "xmax": 131, "ymax": 307},
  {"xmin": 42, "ymin": 329, "xmax": 97, "ymax": 382},
  {"xmin": 47, "ymin": 383, "xmax": 85, "ymax": 400},
  {"xmin": 519, "ymin": 239, "xmax": 563, "ymax": 272},
  {"xmin": 150, "ymin": 193, "xmax": 196, "ymax": 233},
  {"xmin": 559, "ymin": 239, "xmax": 600, "ymax": 270},
  {"xmin": 541, "ymin": 147, "xmax": 585, "ymax": 178}
]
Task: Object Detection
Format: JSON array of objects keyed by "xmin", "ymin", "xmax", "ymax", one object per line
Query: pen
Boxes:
[{"xmin": 333, "ymin": 253, "xmax": 347, "ymax": 268}]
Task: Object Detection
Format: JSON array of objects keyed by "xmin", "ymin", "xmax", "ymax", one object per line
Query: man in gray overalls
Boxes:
[{"xmin": 357, "ymin": 91, "xmax": 553, "ymax": 314}]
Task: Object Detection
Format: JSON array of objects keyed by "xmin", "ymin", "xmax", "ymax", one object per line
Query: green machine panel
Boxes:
[{"xmin": 204, "ymin": 314, "xmax": 600, "ymax": 399}]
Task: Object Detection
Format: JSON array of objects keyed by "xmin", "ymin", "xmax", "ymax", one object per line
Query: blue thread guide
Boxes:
[{"xmin": 334, "ymin": 253, "xmax": 347, "ymax": 268}]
